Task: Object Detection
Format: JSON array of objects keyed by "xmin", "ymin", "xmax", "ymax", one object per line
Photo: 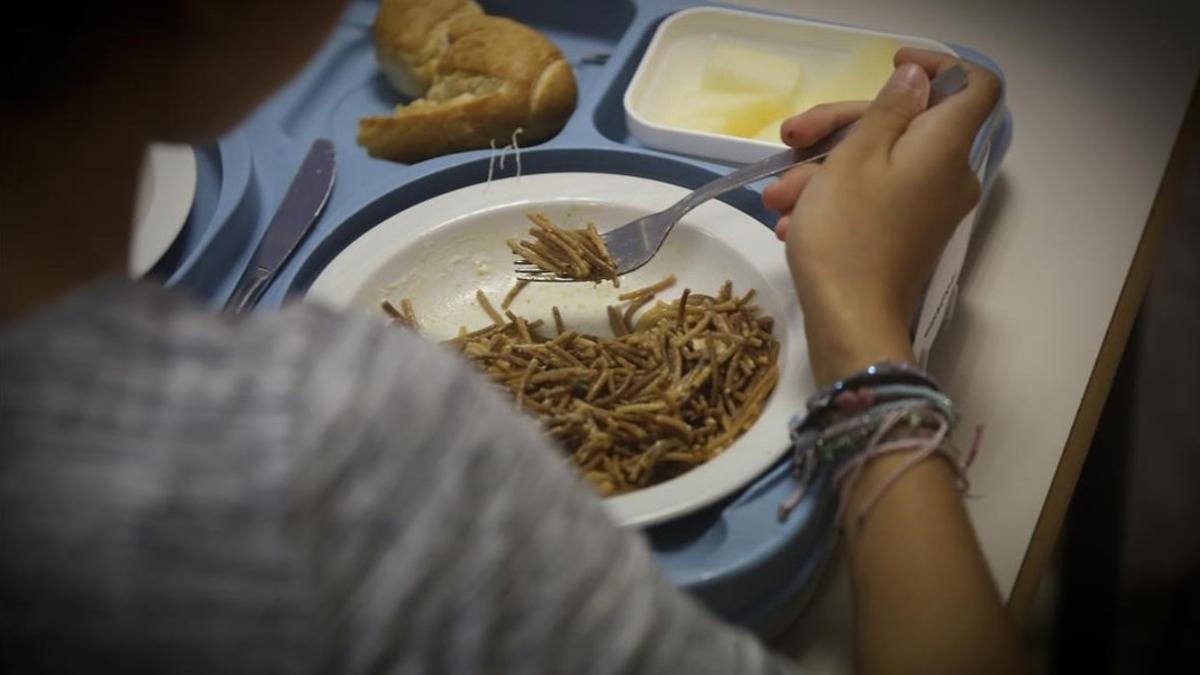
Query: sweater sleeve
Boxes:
[
  {"xmin": 287, "ymin": 317, "xmax": 798, "ymax": 675},
  {"xmin": 0, "ymin": 283, "xmax": 798, "ymax": 674}
]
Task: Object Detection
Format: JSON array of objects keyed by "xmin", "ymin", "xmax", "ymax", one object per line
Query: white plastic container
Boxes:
[{"xmin": 624, "ymin": 6, "xmax": 957, "ymax": 164}]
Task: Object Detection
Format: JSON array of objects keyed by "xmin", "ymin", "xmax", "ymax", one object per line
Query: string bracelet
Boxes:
[
  {"xmin": 777, "ymin": 362, "xmax": 979, "ymax": 524},
  {"xmin": 832, "ymin": 405, "xmax": 972, "ymax": 527}
]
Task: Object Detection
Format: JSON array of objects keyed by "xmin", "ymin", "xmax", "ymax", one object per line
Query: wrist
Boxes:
[
  {"xmin": 800, "ymin": 296, "xmax": 915, "ymax": 386},
  {"xmin": 839, "ymin": 443, "xmax": 960, "ymax": 533}
]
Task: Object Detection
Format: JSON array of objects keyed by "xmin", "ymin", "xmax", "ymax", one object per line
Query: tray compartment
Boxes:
[
  {"xmin": 273, "ymin": 0, "xmax": 637, "ymax": 175},
  {"xmin": 145, "ymin": 142, "xmax": 222, "ymax": 279},
  {"xmin": 169, "ymin": 0, "xmax": 641, "ymax": 303},
  {"xmin": 165, "ymin": 132, "xmax": 258, "ymax": 297},
  {"xmin": 593, "ymin": 16, "xmax": 663, "ymax": 150}
]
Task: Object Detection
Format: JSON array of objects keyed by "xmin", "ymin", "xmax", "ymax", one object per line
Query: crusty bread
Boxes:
[
  {"xmin": 370, "ymin": 0, "xmax": 484, "ymax": 98},
  {"xmin": 359, "ymin": 1, "xmax": 578, "ymax": 163}
]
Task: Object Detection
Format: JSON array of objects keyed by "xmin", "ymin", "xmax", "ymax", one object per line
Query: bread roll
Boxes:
[
  {"xmin": 371, "ymin": 0, "xmax": 484, "ymax": 98},
  {"xmin": 359, "ymin": 0, "xmax": 578, "ymax": 163}
]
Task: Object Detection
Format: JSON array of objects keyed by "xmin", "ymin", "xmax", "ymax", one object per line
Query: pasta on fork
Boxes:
[{"xmin": 507, "ymin": 212, "xmax": 620, "ymax": 285}]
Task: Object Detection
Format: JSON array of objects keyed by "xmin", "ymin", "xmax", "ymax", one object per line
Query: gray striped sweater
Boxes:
[{"xmin": 0, "ymin": 280, "xmax": 794, "ymax": 674}]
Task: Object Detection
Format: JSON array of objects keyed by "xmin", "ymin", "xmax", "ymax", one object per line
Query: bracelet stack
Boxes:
[{"xmin": 778, "ymin": 362, "xmax": 981, "ymax": 526}]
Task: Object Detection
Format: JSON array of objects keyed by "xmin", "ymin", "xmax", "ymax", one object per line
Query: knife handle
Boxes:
[{"xmin": 225, "ymin": 266, "xmax": 271, "ymax": 314}]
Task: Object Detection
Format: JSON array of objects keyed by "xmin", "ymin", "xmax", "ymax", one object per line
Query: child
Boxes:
[{"xmin": 0, "ymin": 2, "xmax": 1023, "ymax": 673}]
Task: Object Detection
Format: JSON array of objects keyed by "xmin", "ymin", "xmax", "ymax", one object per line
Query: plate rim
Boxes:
[{"xmin": 129, "ymin": 143, "xmax": 198, "ymax": 277}]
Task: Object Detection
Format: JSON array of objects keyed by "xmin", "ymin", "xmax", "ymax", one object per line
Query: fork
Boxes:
[{"xmin": 515, "ymin": 64, "xmax": 970, "ymax": 282}]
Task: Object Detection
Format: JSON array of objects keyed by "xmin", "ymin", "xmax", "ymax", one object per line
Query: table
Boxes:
[{"xmin": 723, "ymin": 0, "xmax": 1200, "ymax": 669}]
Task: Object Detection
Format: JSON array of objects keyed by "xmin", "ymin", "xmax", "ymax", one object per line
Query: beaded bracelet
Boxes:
[
  {"xmin": 805, "ymin": 361, "xmax": 941, "ymax": 415},
  {"xmin": 796, "ymin": 362, "xmax": 945, "ymax": 438}
]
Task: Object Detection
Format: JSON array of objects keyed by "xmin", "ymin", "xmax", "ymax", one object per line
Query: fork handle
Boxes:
[
  {"xmin": 672, "ymin": 130, "xmax": 850, "ymax": 214},
  {"xmin": 672, "ymin": 64, "xmax": 971, "ymax": 216}
]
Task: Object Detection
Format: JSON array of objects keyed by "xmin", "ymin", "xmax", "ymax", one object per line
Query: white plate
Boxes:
[
  {"xmin": 128, "ymin": 143, "xmax": 197, "ymax": 277},
  {"xmin": 307, "ymin": 172, "xmax": 813, "ymax": 527}
]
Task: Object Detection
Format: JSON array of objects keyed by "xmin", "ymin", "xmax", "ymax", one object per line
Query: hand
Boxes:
[{"xmin": 762, "ymin": 49, "xmax": 1001, "ymax": 385}]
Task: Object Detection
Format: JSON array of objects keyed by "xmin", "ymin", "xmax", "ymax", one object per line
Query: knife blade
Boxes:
[{"xmin": 225, "ymin": 138, "xmax": 336, "ymax": 313}]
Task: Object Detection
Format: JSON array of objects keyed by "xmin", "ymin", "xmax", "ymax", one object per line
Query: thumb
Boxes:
[{"xmin": 841, "ymin": 62, "xmax": 931, "ymax": 157}]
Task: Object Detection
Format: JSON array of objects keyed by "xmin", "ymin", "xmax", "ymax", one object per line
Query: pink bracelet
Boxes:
[{"xmin": 834, "ymin": 406, "xmax": 982, "ymax": 528}]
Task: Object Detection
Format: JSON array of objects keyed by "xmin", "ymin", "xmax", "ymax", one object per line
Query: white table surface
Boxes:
[{"xmin": 725, "ymin": 0, "xmax": 1200, "ymax": 669}]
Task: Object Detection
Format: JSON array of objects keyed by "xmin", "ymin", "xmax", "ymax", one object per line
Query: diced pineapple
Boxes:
[
  {"xmin": 753, "ymin": 117, "xmax": 789, "ymax": 144},
  {"xmin": 677, "ymin": 91, "xmax": 788, "ymax": 138},
  {"xmin": 673, "ymin": 112, "xmax": 730, "ymax": 135},
  {"xmin": 703, "ymin": 42, "xmax": 802, "ymax": 98},
  {"xmin": 792, "ymin": 38, "xmax": 899, "ymax": 113}
]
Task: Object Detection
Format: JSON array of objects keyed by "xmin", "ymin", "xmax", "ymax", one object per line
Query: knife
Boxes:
[{"xmin": 225, "ymin": 138, "xmax": 336, "ymax": 313}]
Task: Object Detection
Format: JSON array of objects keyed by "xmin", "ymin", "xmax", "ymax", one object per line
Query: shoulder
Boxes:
[{"xmin": 0, "ymin": 278, "xmax": 536, "ymax": 462}]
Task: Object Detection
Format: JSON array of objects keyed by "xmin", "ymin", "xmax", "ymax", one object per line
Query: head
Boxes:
[
  {"xmin": 1, "ymin": 0, "xmax": 347, "ymax": 141},
  {"xmin": 0, "ymin": 1, "xmax": 348, "ymax": 323}
]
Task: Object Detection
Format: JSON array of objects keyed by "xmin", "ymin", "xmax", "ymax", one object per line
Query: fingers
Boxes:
[
  {"xmin": 775, "ymin": 215, "xmax": 790, "ymax": 241},
  {"xmin": 762, "ymin": 163, "xmax": 821, "ymax": 213},
  {"xmin": 893, "ymin": 47, "xmax": 964, "ymax": 76},
  {"xmin": 893, "ymin": 49, "xmax": 1003, "ymax": 163},
  {"xmin": 838, "ymin": 62, "xmax": 931, "ymax": 159},
  {"xmin": 957, "ymin": 167, "xmax": 983, "ymax": 214},
  {"xmin": 895, "ymin": 48, "xmax": 1001, "ymax": 119},
  {"xmin": 780, "ymin": 101, "xmax": 870, "ymax": 148}
]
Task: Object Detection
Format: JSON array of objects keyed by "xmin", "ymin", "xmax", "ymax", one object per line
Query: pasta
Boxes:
[
  {"xmin": 506, "ymin": 212, "xmax": 620, "ymax": 286},
  {"xmin": 388, "ymin": 276, "xmax": 780, "ymax": 496},
  {"xmin": 381, "ymin": 298, "xmax": 418, "ymax": 330},
  {"xmin": 501, "ymin": 279, "xmax": 530, "ymax": 309}
]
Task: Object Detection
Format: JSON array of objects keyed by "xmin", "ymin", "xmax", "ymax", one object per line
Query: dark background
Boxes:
[{"xmin": 1049, "ymin": 86, "xmax": 1200, "ymax": 674}]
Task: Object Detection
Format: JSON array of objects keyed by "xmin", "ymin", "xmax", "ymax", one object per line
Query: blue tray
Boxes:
[{"xmin": 161, "ymin": 0, "xmax": 1013, "ymax": 637}]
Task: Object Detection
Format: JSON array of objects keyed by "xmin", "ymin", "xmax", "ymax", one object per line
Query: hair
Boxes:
[{"xmin": 1, "ymin": 3, "xmax": 183, "ymax": 114}]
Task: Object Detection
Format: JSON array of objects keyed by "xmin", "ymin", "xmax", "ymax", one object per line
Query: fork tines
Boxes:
[{"xmin": 513, "ymin": 258, "xmax": 574, "ymax": 282}]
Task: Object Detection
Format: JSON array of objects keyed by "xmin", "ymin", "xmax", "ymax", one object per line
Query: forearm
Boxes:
[
  {"xmin": 807, "ymin": 313, "xmax": 1027, "ymax": 674},
  {"xmin": 843, "ymin": 454, "xmax": 1027, "ymax": 675},
  {"xmin": 776, "ymin": 46, "xmax": 1019, "ymax": 674}
]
